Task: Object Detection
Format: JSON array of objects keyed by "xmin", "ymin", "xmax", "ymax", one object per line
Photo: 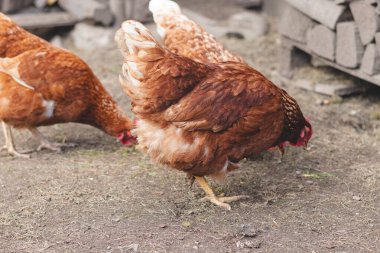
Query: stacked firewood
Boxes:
[
  {"xmin": 0, "ymin": 0, "xmax": 151, "ymax": 29},
  {"xmin": 280, "ymin": 0, "xmax": 380, "ymax": 87},
  {"xmin": 0, "ymin": 0, "xmax": 34, "ymax": 13}
]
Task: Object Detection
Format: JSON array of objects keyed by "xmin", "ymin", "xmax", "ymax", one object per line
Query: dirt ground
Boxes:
[{"xmin": 1, "ymin": 1, "xmax": 380, "ymax": 253}]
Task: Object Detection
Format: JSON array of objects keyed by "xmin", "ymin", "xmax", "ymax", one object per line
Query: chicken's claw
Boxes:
[
  {"xmin": 195, "ymin": 176, "xmax": 249, "ymax": 210},
  {"xmin": 29, "ymin": 127, "xmax": 76, "ymax": 153},
  {"xmin": 36, "ymin": 141, "xmax": 76, "ymax": 152},
  {"xmin": 1, "ymin": 122, "xmax": 31, "ymax": 158},
  {"xmin": 200, "ymin": 194, "xmax": 250, "ymax": 211},
  {"xmin": 1, "ymin": 145, "xmax": 31, "ymax": 159}
]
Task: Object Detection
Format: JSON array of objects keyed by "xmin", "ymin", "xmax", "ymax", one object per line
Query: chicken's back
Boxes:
[
  {"xmin": 0, "ymin": 12, "xmax": 49, "ymax": 57},
  {"xmin": 0, "ymin": 48, "xmax": 98, "ymax": 127},
  {"xmin": 0, "ymin": 41, "xmax": 131, "ymax": 138},
  {"xmin": 149, "ymin": 0, "xmax": 243, "ymax": 64}
]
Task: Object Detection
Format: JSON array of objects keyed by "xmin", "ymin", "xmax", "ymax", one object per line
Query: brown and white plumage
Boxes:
[
  {"xmin": 0, "ymin": 13, "xmax": 135, "ymax": 158},
  {"xmin": 116, "ymin": 21, "xmax": 312, "ymax": 209},
  {"xmin": 149, "ymin": 0, "xmax": 243, "ymax": 64}
]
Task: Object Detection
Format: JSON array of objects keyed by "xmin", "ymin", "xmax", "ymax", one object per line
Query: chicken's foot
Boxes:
[
  {"xmin": 1, "ymin": 122, "xmax": 30, "ymax": 158},
  {"xmin": 28, "ymin": 128, "xmax": 76, "ymax": 152},
  {"xmin": 195, "ymin": 176, "xmax": 249, "ymax": 210}
]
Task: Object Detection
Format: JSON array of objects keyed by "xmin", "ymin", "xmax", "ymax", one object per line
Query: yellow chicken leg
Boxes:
[
  {"xmin": 1, "ymin": 121, "xmax": 30, "ymax": 158},
  {"xmin": 195, "ymin": 176, "xmax": 249, "ymax": 211},
  {"xmin": 28, "ymin": 127, "xmax": 76, "ymax": 152}
]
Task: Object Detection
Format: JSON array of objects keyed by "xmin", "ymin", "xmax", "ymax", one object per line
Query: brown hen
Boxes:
[
  {"xmin": 116, "ymin": 21, "xmax": 312, "ymax": 210},
  {"xmin": 149, "ymin": 0, "xmax": 243, "ymax": 64},
  {"xmin": 0, "ymin": 13, "xmax": 136, "ymax": 158}
]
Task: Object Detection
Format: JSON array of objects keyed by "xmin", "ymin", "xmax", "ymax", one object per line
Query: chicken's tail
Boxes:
[
  {"xmin": 149, "ymin": 0, "xmax": 181, "ymax": 17},
  {"xmin": 149, "ymin": 0, "xmax": 191, "ymax": 38},
  {"xmin": 115, "ymin": 20, "xmax": 164, "ymax": 93}
]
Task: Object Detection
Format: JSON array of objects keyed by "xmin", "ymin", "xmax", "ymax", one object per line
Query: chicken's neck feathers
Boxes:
[
  {"xmin": 278, "ymin": 90, "xmax": 305, "ymax": 142},
  {"xmin": 87, "ymin": 83, "xmax": 132, "ymax": 137}
]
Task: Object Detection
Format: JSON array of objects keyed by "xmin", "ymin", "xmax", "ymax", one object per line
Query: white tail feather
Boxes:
[
  {"xmin": 116, "ymin": 20, "xmax": 162, "ymax": 89},
  {"xmin": 149, "ymin": 0, "xmax": 181, "ymax": 16},
  {"xmin": 149, "ymin": 0, "xmax": 192, "ymax": 38}
]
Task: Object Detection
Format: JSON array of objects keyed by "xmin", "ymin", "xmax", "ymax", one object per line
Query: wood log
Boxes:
[
  {"xmin": 314, "ymin": 83, "xmax": 367, "ymax": 96},
  {"xmin": 279, "ymin": 6, "xmax": 315, "ymax": 43},
  {"xmin": 350, "ymin": 0, "xmax": 380, "ymax": 45},
  {"xmin": 263, "ymin": 0, "xmax": 287, "ymax": 17},
  {"xmin": 374, "ymin": 32, "xmax": 380, "ymax": 56},
  {"xmin": 360, "ymin": 43, "xmax": 380, "ymax": 75},
  {"xmin": 34, "ymin": 0, "xmax": 48, "ymax": 8},
  {"xmin": 336, "ymin": 22, "xmax": 364, "ymax": 68},
  {"xmin": 286, "ymin": 0, "xmax": 346, "ymax": 29},
  {"xmin": 279, "ymin": 37, "xmax": 310, "ymax": 78},
  {"xmin": 282, "ymin": 37, "xmax": 378, "ymax": 88},
  {"xmin": 365, "ymin": 0, "xmax": 378, "ymax": 5},
  {"xmin": 376, "ymin": 0, "xmax": 380, "ymax": 14},
  {"xmin": 9, "ymin": 12, "xmax": 77, "ymax": 29},
  {"xmin": 237, "ymin": 0, "xmax": 262, "ymax": 8},
  {"xmin": 1, "ymin": 0, "xmax": 33, "ymax": 13},
  {"xmin": 307, "ymin": 25, "xmax": 336, "ymax": 61},
  {"xmin": 335, "ymin": 0, "xmax": 354, "ymax": 4},
  {"xmin": 110, "ymin": 0, "xmax": 125, "ymax": 27}
]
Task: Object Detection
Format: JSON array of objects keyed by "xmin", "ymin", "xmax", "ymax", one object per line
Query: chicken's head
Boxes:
[
  {"xmin": 291, "ymin": 118, "xmax": 313, "ymax": 148},
  {"xmin": 268, "ymin": 119, "xmax": 312, "ymax": 155},
  {"xmin": 117, "ymin": 118, "xmax": 139, "ymax": 146},
  {"xmin": 118, "ymin": 130, "xmax": 137, "ymax": 146}
]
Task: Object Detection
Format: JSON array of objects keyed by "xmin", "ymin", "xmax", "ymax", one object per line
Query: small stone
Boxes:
[
  {"xmin": 349, "ymin": 110, "xmax": 358, "ymax": 116},
  {"xmin": 236, "ymin": 241, "xmax": 245, "ymax": 249},
  {"xmin": 112, "ymin": 217, "xmax": 121, "ymax": 222},
  {"xmin": 244, "ymin": 240, "xmax": 262, "ymax": 249},
  {"xmin": 159, "ymin": 224, "xmax": 167, "ymax": 228},
  {"xmin": 181, "ymin": 221, "xmax": 192, "ymax": 227},
  {"xmin": 352, "ymin": 195, "xmax": 362, "ymax": 201},
  {"xmin": 240, "ymin": 224, "xmax": 258, "ymax": 238},
  {"xmin": 306, "ymin": 180, "xmax": 314, "ymax": 185},
  {"xmin": 330, "ymin": 95, "xmax": 344, "ymax": 104},
  {"xmin": 126, "ymin": 244, "xmax": 139, "ymax": 252},
  {"xmin": 317, "ymin": 99, "xmax": 331, "ymax": 106}
]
